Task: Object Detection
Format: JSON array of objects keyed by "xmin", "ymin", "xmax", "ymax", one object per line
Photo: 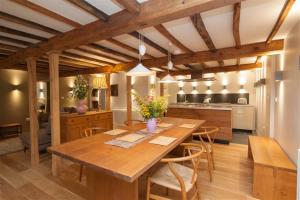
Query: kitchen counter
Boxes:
[{"xmin": 168, "ymin": 104, "xmax": 232, "ymax": 111}]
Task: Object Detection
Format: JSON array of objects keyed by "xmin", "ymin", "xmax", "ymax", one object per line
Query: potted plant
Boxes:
[
  {"xmin": 72, "ymin": 75, "xmax": 89, "ymax": 114},
  {"xmin": 133, "ymin": 93, "xmax": 168, "ymax": 133}
]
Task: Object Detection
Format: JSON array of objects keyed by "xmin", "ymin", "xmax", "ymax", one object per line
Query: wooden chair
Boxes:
[
  {"xmin": 79, "ymin": 127, "xmax": 107, "ymax": 182},
  {"xmin": 123, "ymin": 119, "xmax": 143, "ymax": 126},
  {"xmin": 192, "ymin": 127, "xmax": 219, "ymax": 182},
  {"xmin": 146, "ymin": 143, "xmax": 204, "ymax": 200}
]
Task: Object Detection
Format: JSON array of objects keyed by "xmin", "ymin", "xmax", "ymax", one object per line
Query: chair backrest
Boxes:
[
  {"xmin": 193, "ymin": 127, "xmax": 219, "ymax": 146},
  {"xmin": 80, "ymin": 127, "xmax": 107, "ymax": 138},
  {"xmin": 123, "ymin": 120, "xmax": 143, "ymax": 126},
  {"xmin": 161, "ymin": 143, "xmax": 204, "ymax": 192}
]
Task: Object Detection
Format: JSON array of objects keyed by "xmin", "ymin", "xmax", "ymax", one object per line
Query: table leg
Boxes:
[{"xmin": 86, "ymin": 167, "xmax": 138, "ymax": 200}]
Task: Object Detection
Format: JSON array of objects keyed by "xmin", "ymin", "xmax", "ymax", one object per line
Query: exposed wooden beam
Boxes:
[
  {"xmin": 115, "ymin": 0, "xmax": 140, "ymax": 14},
  {"xmin": 190, "ymin": 13, "xmax": 224, "ymax": 66},
  {"xmin": 59, "ymin": 57, "xmax": 102, "ymax": 68},
  {"xmin": 266, "ymin": 0, "xmax": 296, "ymax": 43},
  {"xmin": 62, "ymin": 39, "xmax": 283, "ymax": 76},
  {"xmin": 107, "ymin": 38, "xmax": 155, "ymax": 58},
  {"xmin": 237, "ymin": 58, "xmax": 240, "ymax": 66},
  {"xmin": 88, "ymin": 43, "xmax": 138, "ymax": 61},
  {"xmin": 66, "ymin": 0, "xmax": 109, "ymax": 21},
  {"xmin": 0, "ymin": 35, "xmax": 34, "ymax": 46},
  {"xmin": 255, "ymin": 56, "xmax": 262, "ymax": 64},
  {"xmin": 233, "ymin": 3, "xmax": 241, "ymax": 48},
  {"xmin": 62, "ymin": 51, "xmax": 115, "ymax": 65},
  {"xmin": 129, "ymin": 31, "xmax": 169, "ymax": 55},
  {"xmin": 183, "ymin": 64, "xmax": 194, "ymax": 69},
  {"xmin": 26, "ymin": 57, "xmax": 40, "ymax": 166},
  {"xmin": 0, "ymin": 43, "xmax": 22, "ymax": 51},
  {"xmin": 0, "ymin": 11, "xmax": 61, "ymax": 35},
  {"xmin": 158, "ymin": 63, "xmax": 262, "ymax": 78},
  {"xmin": 0, "ymin": 0, "xmax": 244, "ymax": 68},
  {"xmin": 10, "ymin": 0, "xmax": 82, "ymax": 28},
  {"xmin": 0, "ymin": 26, "xmax": 47, "ymax": 41},
  {"xmin": 76, "ymin": 46, "xmax": 123, "ymax": 63},
  {"xmin": 154, "ymin": 24, "xmax": 193, "ymax": 53},
  {"xmin": 0, "ymin": 49, "xmax": 15, "ymax": 55}
]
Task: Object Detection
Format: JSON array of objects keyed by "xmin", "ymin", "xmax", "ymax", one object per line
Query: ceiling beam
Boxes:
[
  {"xmin": 129, "ymin": 31, "xmax": 168, "ymax": 55},
  {"xmin": 66, "ymin": 0, "xmax": 109, "ymax": 21},
  {"xmin": 64, "ymin": 39, "xmax": 282, "ymax": 76},
  {"xmin": 0, "ymin": 26, "xmax": 48, "ymax": 41},
  {"xmin": 107, "ymin": 38, "xmax": 155, "ymax": 58},
  {"xmin": 0, "ymin": 11, "xmax": 61, "ymax": 35},
  {"xmin": 88, "ymin": 43, "xmax": 138, "ymax": 61},
  {"xmin": 233, "ymin": 3, "xmax": 241, "ymax": 48},
  {"xmin": 76, "ymin": 46, "xmax": 123, "ymax": 63},
  {"xmin": 114, "ymin": 0, "xmax": 140, "ymax": 14},
  {"xmin": 190, "ymin": 13, "xmax": 224, "ymax": 67},
  {"xmin": 62, "ymin": 51, "xmax": 115, "ymax": 65},
  {"xmin": 266, "ymin": 0, "xmax": 296, "ymax": 43},
  {"xmin": 0, "ymin": 49, "xmax": 15, "ymax": 55},
  {"xmin": 157, "ymin": 63, "xmax": 262, "ymax": 78},
  {"xmin": 0, "ymin": 43, "xmax": 22, "ymax": 51},
  {"xmin": 0, "ymin": 0, "xmax": 244, "ymax": 68},
  {"xmin": 154, "ymin": 24, "xmax": 193, "ymax": 53},
  {"xmin": 0, "ymin": 35, "xmax": 34, "ymax": 46},
  {"xmin": 10, "ymin": 0, "xmax": 82, "ymax": 28}
]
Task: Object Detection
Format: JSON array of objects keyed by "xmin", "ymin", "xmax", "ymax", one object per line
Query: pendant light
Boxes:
[
  {"xmin": 127, "ymin": 32, "xmax": 153, "ymax": 76},
  {"xmin": 159, "ymin": 43, "xmax": 177, "ymax": 83}
]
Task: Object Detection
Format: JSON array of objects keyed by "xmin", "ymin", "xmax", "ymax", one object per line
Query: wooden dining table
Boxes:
[{"xmin": 48, "ymin": 117, "xmax": 205, "ymax": 200}]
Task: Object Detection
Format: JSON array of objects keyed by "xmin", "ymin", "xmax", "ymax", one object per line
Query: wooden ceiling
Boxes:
[{"xmin": 0, "ymin": 0, "xmax": 297, "ymax": 76}]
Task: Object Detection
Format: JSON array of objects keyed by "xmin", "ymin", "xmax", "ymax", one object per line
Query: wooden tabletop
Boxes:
[
  {"xmin": 248, "ymin": 136, "xmax": 296, "ymax": 171},
  {"xmin": 0, "ymin": 123, "xmax": 21, "ymax": 128},
  {"xmin": 49, "ymin": 117, "xmax": 205, "ymax": 182}
]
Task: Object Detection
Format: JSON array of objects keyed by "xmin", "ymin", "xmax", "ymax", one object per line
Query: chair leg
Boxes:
[
  {"xmin": 195, "ymin": 181, "xmax": 201, "ymax": 200},
  {"xmin": 79, "ymin": 165, "xmax": 83, "ymax": 182},
  {"xmin": 206, "ymin": 153, "xmax": 213, "ymax": 182},
  {"xmin": 146, "ymin": 178, "xmax": 151, "ymax": 200},
  {"xmin": 211, "ymin": 151, "xmax": 216, "ymax": 170}
]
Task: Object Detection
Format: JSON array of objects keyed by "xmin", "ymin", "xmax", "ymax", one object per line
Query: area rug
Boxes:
[{"xmin": 0, "ymin": 137, "xmax": 24, "ymax": 155}]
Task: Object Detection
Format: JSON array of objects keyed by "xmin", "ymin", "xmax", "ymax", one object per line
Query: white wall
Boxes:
[
  {"xmin": 273, "ymin": 20, "xmax": 300, "ymax": 163},
  {"xmin": 166, "ymin": 70, "xmax": 257, "ymax": 105}
]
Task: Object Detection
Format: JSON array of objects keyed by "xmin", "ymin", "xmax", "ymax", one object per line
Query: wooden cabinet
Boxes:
[
  {"xmin": 232, "ymin": 106, "xmax": 256, "ymax": 131},
  {"xmin": 166, "ymin": 107, "xmax": 232, "ymax": 142},
  {"xmin": 60, "ymin": 111, "xmax": 113, "ymax": 143}
]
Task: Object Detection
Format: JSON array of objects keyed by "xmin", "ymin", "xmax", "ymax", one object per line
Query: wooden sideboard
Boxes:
[
  {"xmin": 166, "ymin": 107, "xmax": 232, "ymax": 142},
  {"xmin": 60, "ymin": 111, "xmax": 113, "ymax": 143}
]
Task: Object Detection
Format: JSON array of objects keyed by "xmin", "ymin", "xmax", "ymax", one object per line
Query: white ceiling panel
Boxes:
[
  {"xmin": 0, "ymin": 40, "xmax": 27, "ymax": 48},
  {"xmin": 202, "ymin": 5, "xmax": 235, "ymax": 48},
  {"xmin": 29, "ymin": 0, "xmax": 96, "ymax": 25},
  {"xmin": 0, "ymin": 19, "xmax": 53, "ymax": 38},
  {"xmin": 224, "ymin": 59, "xmax": 237, "ymax": 66},
  {"xmin": 162, "ymin": 17, "xmax": 208, "ymax": 52},
  {"xmin": 240, "ymin": 57, "xmax": 256, "ymax": 64},
  {"xmin": 67, "ymin": 49, "xmax": 119, "ymax": 64},
  {"xmin": 240, "ymin": 0, "xmax": 285, "ymax": 44},
  {"xmin": 86, "ymin": 0, "xmax": 123, "ymax": 15},
  {"xmin": 0, "ymin": 32, "xmax": 40, "ymax": 44},
  {"xmin": 0, "ymin": 0, "xmax": 73, "ymax": 33},
  {"xmin": 114, "ymin": 34, "xmax": 165, "ymax": 57},
  {"xmin": 205, "ymin": 61, "xmax": 219, "ymax": 68}
]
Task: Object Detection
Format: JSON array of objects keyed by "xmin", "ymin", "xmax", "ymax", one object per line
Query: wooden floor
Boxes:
[{"xmin": 0, "ymin": 143, "xmax": 257, "ymax": 200}]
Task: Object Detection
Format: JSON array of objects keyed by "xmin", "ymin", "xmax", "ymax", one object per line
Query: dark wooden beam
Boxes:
[
  {"xmin": 154, "ymin": 24, "xmax": 193, "ymax": 53},
  {"xmin": 62, "ymin": 51, "xmax": 115, "ymax": 65},
  {"xmin": 129, "ymin": 31, "xmax": 169, "ymax": 55},
  {"xmin": 88, "ymin": 43, "xmax": 138, "ymax": 61},
  {"xmin": 66, "ymin": 0, "xmax": 109, "ymax": 21},
  {"xmin": 107, "ymin": 38, "xmax": 155, "ymax": 58},
  {"xmin": 0, "ymin": 43, "xmax": 22, "ymax": 51},
  {"xmin": 76, "ymin": 46, "xmax": 123, "ymax": 63},
  {"xmin": 10, "ymin": 0, "xmax": 82, "ymax": 28},
  {"xmin": 266, "ymin": 0, "xmax": 296, "ymax": 43},
  {"xmin": 0, "ymin": 35, "xmax": 34, "ymax": 46},
  {"xmin": 190, "ymin": 14, "xmax": 224, "ymax": 67},
  {"xmin": 0, "ymin": 26, "xmax": 48, "ymax": 41},
  {"xmin": 233, "ymin": 3, "xmax": 241, "ymax": 48},
  {"xmin": 115, "ymin": 0, "xmax": 140, "ymax": 14},
  {"xmin": 0, "ymin": 49, "xmax": 15, "ymax": 55},
  {"xmin": 0, "ymin": 0, "xmax": 244, "ymax": 68},
  {"xmin": 0, "ymin": 11, "xmax": 61, "ymax": 34}
]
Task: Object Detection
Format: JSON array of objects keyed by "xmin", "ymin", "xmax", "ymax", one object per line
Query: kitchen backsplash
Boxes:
[{"xmin": 177, "ymin": 93, "xmax": 250, "ymax": 104}]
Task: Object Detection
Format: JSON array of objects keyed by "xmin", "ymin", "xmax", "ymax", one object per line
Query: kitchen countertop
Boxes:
[{"xmin": 168, "ymin": 103, "xmax": 255, "ymax": 111}]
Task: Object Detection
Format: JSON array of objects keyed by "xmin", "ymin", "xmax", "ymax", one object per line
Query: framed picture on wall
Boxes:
[{"xmin": 111, "ymin": 84, "xmax": 118, "ymax": 96}]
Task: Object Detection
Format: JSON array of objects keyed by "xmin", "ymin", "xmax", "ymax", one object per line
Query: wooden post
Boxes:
[
  {"xmin": 48, "ymin": 51, "xmax": 61, "ymax": 176},
  {"xmin": 160, "ymin": 83, "xmax": 164, "ymax": 97},
  {"xmin": 105, "ymin": 73, "xmax": 111, "ymax": 110},
  {"xmin": 26, "ymin": 57, "xmax": 40, "ymax": 166},
  {"xmin": 126, "ymin": 76, "xmax": 132, "ymax": 122}
]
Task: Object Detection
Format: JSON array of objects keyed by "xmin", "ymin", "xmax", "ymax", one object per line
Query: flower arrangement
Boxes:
[
  {"xmin": 133, "ymin": 93, "xmax": 168, "ymax": 120},
  {"xmin": 72, "ymin": 75, "xmax": 89, "ymax": 100}
]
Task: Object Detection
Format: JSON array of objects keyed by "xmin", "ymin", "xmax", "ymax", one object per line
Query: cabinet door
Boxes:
[{"xmin": 232, "ymin": 107, "xmax": 255, "ymax": 130}]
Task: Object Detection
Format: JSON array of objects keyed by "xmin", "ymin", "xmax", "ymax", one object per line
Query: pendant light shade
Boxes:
[
  {"xmin": 167, "ymin": 60, "xmax": 173, "ymax": 70},
  {"xmin": 127, "ymin": 63, "xmax": 154, "ymax": 76},
  {"xmin": 159, "ymin": 74, "xmax": 177, "ymax": 83},
  {"xmin": 139, "ymin": 43, "xmax": 146, "ymax": 56}
]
